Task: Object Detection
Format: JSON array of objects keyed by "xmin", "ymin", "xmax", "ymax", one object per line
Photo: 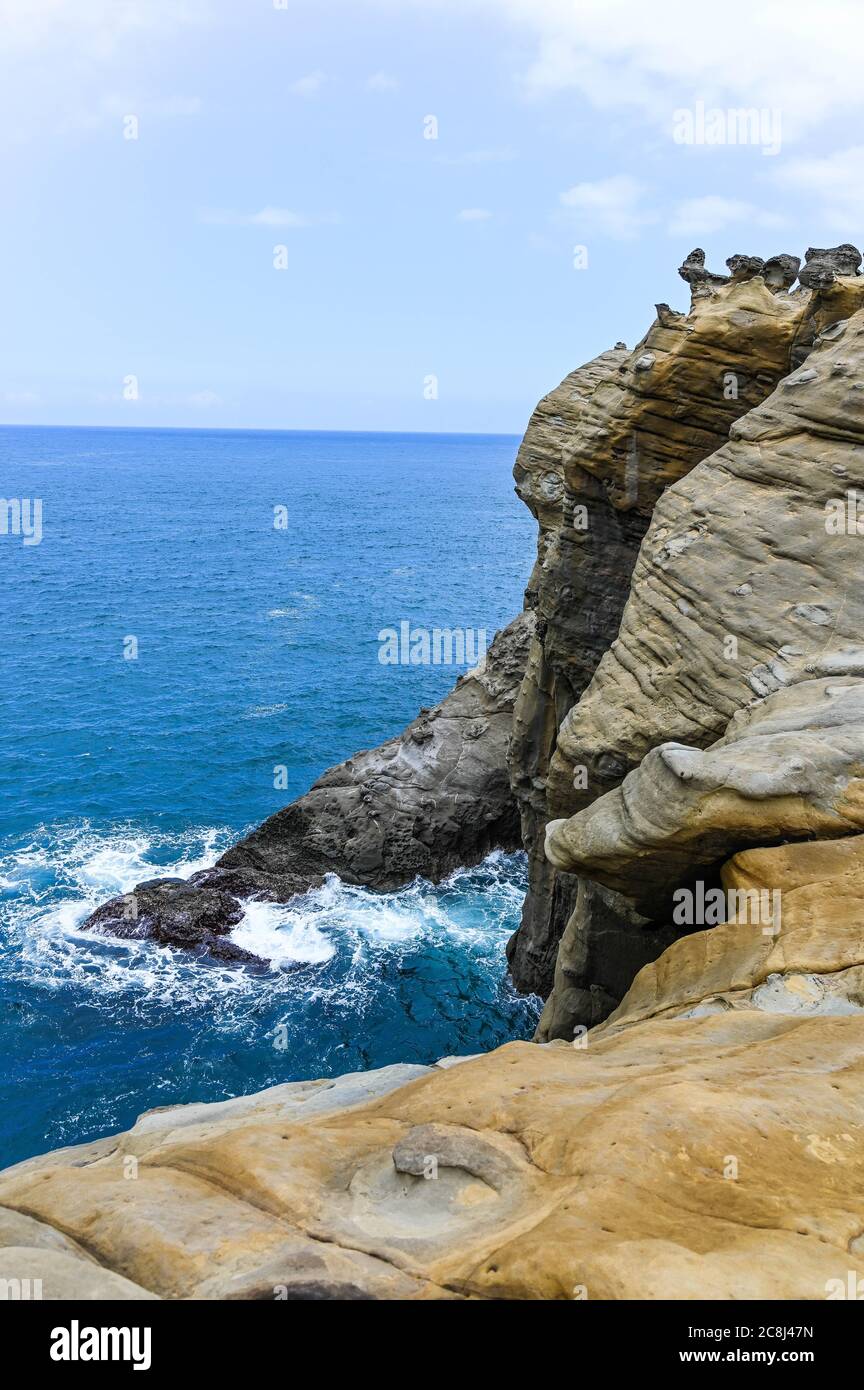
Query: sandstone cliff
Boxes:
[{"xmin": 508, "ymin": 245, "xmax": 864, "ymax": 1000}]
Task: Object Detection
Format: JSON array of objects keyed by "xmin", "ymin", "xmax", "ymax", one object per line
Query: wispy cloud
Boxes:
[
  {"xmin": 772, "ymin": 145, "xmax": 864, "ymax": 230},
  {"xmin": 289, "ymin": 70, "xmax": 326, "ymax": 96},
  {"xmin": 559, "ymin": 176, "xmax": 657, "ymax": 241},
  {"xmin": 0, "ymin": 0, "xmax": 210, "ymax": 146},
  {"xmin": 668, "ymin": 195, "xmax": 784, "ymax": 238},
  {"xmin": 444, "ymin": 0, "xmax": 864, "ymax": 141},
  {"xmin": 0, "ymin": 0, "xmax": 210, "ymax": 56},
  {"xmin": 366, "ymin": 71, "xmax": 399, "ymax": 92},
  {"xmin": 457, "ymin": 208, "xmax": 493, "ymax": 221},
  {"xmin": 199, "ymin": 207, "xmax": 337, "ymax": 228},
  {"xmin": 3, "ymin": 389, "xmax": 39, "ymax": 404}
]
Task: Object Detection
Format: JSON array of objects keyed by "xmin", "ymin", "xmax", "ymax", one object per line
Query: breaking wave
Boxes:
[{"xmin": 0, "ymin": 820, "xmax": 538, "ymax": 1167}]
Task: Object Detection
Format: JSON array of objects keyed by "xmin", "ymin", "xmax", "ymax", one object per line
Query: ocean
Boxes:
[{"xmin": 0, "ymin": 425, "xmax": 540, "ymax": 1167}]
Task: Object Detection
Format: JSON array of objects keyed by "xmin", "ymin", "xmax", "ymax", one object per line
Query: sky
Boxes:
[{"xmin": 2, "ymin": 0, "xmax": 864, "ymax": 433}]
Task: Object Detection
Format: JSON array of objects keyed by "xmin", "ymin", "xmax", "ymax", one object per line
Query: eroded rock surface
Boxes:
[
  {"xmin": 545, "ymin": 675, "xmax": 864, "ymax": 911},
  {"xmin": 16, "ymin": 246, "xmax": 864, "ymax": 1302},
  {"xmin": 534, "ymin": 878, "xmax": 680, "ymax": 1041},
  {"xmin": 550, "ymin": 289, "xmax": 864, "ymax": 820},
  {"xmin": 508, "ymin": 257, "xmax": 828, "ymax": 994},
  {"xmin": 4, "ymin": 1004, "xmax": 864, "ymax": 1299}
]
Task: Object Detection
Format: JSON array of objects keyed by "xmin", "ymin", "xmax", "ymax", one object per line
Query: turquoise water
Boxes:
[{"xmin": 0, "ymin": 426, "xmax": 540, "ymax": 1167}]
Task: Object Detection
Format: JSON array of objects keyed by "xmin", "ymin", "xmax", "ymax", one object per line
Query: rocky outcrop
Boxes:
[
  {"xmin": 80, "ymin": 614, "xmax": 533, "ymax": 961},
  {"xmin": 4, "ymin": 960, "xmax": 864, "ymax": 1299},
  {"xmin": 15, "ymin": 827, "xmax": 864, "ymax": 1301},
  {"xmin": 607, "ymin": 834, "xmax": 864, "ymax": 1028},
  {"xmin": 536, "ymin": 274, "xmax": 864, "ymax": 1037},
  {"xmin": 533, "ymin": 878, "xmax": 680, "ymax": 1040},
  {"xmin": 84, "ymin": 877, "xmax": 262, "ymax": 966},
  {"xmin": 545, "ymin": 675, "xmax": 864, "ymax": 912},
  {"xmin": 549, "ymin": 290, "xmax": 864, "ymax": 818},
  {"xmin": 507, "ymin": 250, "xmax": 836, "ymax": 996},
  {"xmin": 14, "ymin": 248, "xmax": 864, "ymax": 1298},
  {"xmin": 79, "ymin": 245, "xmax": 864, "ymax": 995}
]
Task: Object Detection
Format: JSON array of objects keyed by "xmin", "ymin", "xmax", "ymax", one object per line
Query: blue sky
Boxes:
[{"xmin": 2, "ymin": 0, "xmax": 864, "ymax": 432}]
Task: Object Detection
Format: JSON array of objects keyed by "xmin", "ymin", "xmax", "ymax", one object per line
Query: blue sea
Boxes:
[{"xmin": 0, "ymin": 426, "xmax": 540, "ymax": 1168}]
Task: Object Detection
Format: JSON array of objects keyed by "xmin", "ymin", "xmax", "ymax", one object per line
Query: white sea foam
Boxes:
[
  {"xmin": 243, "ymin": 702, "xmax": 290, "ymax": 718},
  {"xmin": 0, "ymin": 821, "xmax": 528, "ymax": 1017},
  {"xmin": 232, "ymin": 900, "xmax": 335, "ymax": 967}
]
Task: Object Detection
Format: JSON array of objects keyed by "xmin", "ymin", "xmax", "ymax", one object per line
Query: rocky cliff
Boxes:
[{"xmin": 507, "ymin": 244, "xmax": 864, "ymax": 1001}]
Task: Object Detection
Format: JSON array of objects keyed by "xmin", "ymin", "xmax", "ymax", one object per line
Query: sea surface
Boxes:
[{"xmin": 0, "ymin": 426, "xmax": 540, "ymax": 1167}]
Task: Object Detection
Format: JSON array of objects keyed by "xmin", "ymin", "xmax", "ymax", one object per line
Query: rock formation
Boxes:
[
  {"xmin": 10, "ymin": 244, "xmax": 864, "ymax": 1300},
  {"xmin": 507, "ymin": 247, "xmax": 848, "ymax": 997},
  {"xmin": 4, "ymin": 910, "xmax": 864, "ymax": 1298},
  {"xmin": 545, "ymin": 675, "xmax": 864, "ymax": 911},
  {"xmin": 81, "ymin": 613, "xmax": 532, "ymax": 963},
  {"xmin": 80, "ymin": 242, "xmax": 864, "ymax": 1040},
  {"xmin": 549, "ymin": 288, "xmax": 864, "ymax": 819}
]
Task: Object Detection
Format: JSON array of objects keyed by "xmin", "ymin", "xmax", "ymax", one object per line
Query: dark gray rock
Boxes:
[
  {"xmin": 726, "ymin": 253, "xmax": 764, "ymax": 281},
  {"xmin": 534, "ymin": 879, "xmax": 680, "ymax": 1041},
  {"xmin": 81, "ymin": 615, "xmax": 533, "ymax": 963},
  {"xmin": 799, "ymin": 243, "xmax": 862, "ymax": 289},
  {"xmin": 82, "ymin": 877, "xmax": 263, "ymax": 967},
  {"xmin": 762, "ymin": 253, "xmax": 801, "ymax": 290},
  {"xmin": 678, "ymin": 247, "xmax": 730, "ymax": 292}
]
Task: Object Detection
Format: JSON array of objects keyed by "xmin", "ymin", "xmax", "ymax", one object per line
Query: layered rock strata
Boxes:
[
  {"xmin": 537, "ymin": 276, "xmax": 864, "ymax": 1037},
  {"xmin": 549, "ymin": 293, "xmax": 864, "ymax": 818},
  {"xmin": 507, "ymin": 249, "xmax": 845, "ymax": 995}
]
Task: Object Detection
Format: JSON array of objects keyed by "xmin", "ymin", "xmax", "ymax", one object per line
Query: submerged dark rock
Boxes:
[{"xmin": 82, "ymin": 877, "xmax": 267, "ymax": 968}]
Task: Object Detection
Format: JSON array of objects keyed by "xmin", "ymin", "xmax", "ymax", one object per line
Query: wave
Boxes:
[
  {"xmin": 0, "ymin": 820, "xmax": 533, "ymax": 1017},
  {"xmin": 0, "ymin": 819, "xmax": 537, "ymax": 1166}
]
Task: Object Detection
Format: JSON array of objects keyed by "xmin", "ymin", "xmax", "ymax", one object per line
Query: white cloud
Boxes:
[
  {"xmin": 289, "ymin": 70, "xmax": 326, "ymax": 96},
  {"xmin": 559, "ymin": 176, "xmax": 657, "ymax": 241},
  {"xmin": 457, "ymin": 208, "xmax": 492, "ymax": 221},
  {"xmin": 0, "ymin": 0, "xmax": 210, "ymax": 144},
  {"xmin": 668, "ymin": 195, "xmax": 784, "ymax": 238},
  {"xmin": 430, "ymin": 0, "xmax": 864, "ymax": 141},
  {"xmin": 772, "ymin": 145, "xmax": 864, "ymax": 230},
  {"xmin": 366, "ymin": 71, "xmax": 399, "ymax": 92},
  {"xmin": 200, "ymin": 208, "xmax": 331, "ymax": 228},
  {"xmin": 0, "ymin": 0, "xmax": 210, "ymax": 56}
]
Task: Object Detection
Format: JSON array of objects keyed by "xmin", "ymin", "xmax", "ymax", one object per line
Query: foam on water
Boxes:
[{"xmin": 0, "ymin": 820, "xmax": 538, "ymax": 1166}]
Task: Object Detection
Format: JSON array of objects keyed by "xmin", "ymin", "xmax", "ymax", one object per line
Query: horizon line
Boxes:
[{"xmin": 0, "ymin": 421, "xmax": 523, "ymax": 440}]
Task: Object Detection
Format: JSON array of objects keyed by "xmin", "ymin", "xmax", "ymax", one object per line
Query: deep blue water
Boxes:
[{"xmin": 0, "ymin": 426, "xmax": 539, "ymax": 1167}]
